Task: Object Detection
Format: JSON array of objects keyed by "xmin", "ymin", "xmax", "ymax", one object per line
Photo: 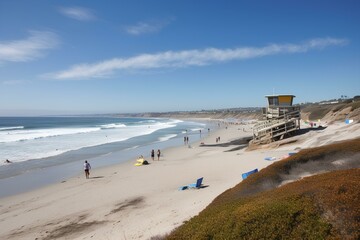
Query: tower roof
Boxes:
[{"xmin": 265, "ymin": 94, "xmax": 296, "ymax": 98}]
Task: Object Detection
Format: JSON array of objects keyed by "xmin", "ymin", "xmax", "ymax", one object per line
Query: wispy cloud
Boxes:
[
  {"xmin": 0, "ymin": 31, "xmax": 59, "ymax": 63},
  {"xmin": 124, "ymin": 19, "xmax": 172, "ymax": 35},
  {"xmin": 2, "ymin": 80, "xmax": 31, "ymax": 85},
  {"xmin": 47, "ymin": 37, "xmax": 348, "ymax": 80},
  {"xmin": 59, "ymin": 7, "xmax": 96, "ymax": 21}
]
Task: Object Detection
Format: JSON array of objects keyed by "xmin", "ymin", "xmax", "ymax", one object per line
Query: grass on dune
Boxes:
[{"xmin": 166, "ymin": 138, "xmax": 360, "ymax": 240}]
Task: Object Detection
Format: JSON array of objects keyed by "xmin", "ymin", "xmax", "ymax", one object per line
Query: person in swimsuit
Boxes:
[{"xmin": 151, "ymin": 149, "xmax": 155, "ymax": 161}]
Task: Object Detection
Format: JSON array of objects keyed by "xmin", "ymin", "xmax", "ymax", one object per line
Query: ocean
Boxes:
[{"xmin": 0, "ymin": 116, "xmax": 212, "ymax": 197}]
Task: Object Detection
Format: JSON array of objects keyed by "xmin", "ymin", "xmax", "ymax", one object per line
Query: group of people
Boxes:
[
  {"xmin": 83, "ymin": 149, "xmax": 162, "ymax": 178},
  {"xmin": 151, "ymin": 149, "xmax": 161, "ymax": 161}
]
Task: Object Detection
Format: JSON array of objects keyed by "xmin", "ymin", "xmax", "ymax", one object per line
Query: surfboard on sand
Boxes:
[{"xmin": 134, "ymin": 158, "xmax": 149, "ymax": 166}]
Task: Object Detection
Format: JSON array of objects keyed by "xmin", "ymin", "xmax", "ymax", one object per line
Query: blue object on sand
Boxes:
[
  {"xmin": 242, "ymin": 169, "xmax": 258, "ymax": 180},
  {"xmin": 288, "ymin": 152, "xmax": 296, "ymax": 156},
  {"xmin": 264, "ymin": 157, "xmax": 276, "ymax": 161},
  {"xmin": 179, "ymin": 177, "xmax": 203, "ymax": 190}
]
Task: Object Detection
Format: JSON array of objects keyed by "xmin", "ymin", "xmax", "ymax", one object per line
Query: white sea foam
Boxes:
[
  {"xmin": 158, "ymin": 134, "xmax": 177, "ymax": 142},
  {"xmin": 0, "ymin": 118, "xmax": 186, "ymax": 164},
  {"xmin": 0, "ymin": 127, "xmax": 101, "ymax": 143},
  {"xmin": 100, "ymin": 123, "xmax": 126, "ymax": 129},
  {"xmin": 124, "ymin": 145, "xmax": 140, "ymax": 151},
  {"xmin": 0, "ymin": 126, "xmax": 24, "ymax": 131},
  {"xmin": 0, "ymin": 117, "xmax": 212, "ymax": 168},
  {"xmin": 190, "ymin": 128, "xmax": 204, "ymax": 132},
  {"xmin": 139, "ymin": 120, "xmax": 157, "ymax": 124}
]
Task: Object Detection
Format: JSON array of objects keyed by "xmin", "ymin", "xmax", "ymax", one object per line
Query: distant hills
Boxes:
[
  {"xmin": 301, "ymin": 97, "xmax": 360, "ymax": 123},
  {"xmin": 113, "ymin": 96, "xmax": 360, "ymax": 123}
]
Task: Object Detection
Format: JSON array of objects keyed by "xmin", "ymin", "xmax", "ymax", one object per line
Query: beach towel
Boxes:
[{"xmin": 242, "ymin": 169, "xmax": 258, "ymax": 180}]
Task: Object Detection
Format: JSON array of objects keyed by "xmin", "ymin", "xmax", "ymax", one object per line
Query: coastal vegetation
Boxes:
[
  {"xmin": 165, "ymin": 138, "xmax": 360, "ymax": 239},
  {"xmin": 113, "ymin": 96, "xmax": 360, "ymax": 123},
  {"xmin": 301, "ymin": 98, "xmax": 360, "ymax": 122}
]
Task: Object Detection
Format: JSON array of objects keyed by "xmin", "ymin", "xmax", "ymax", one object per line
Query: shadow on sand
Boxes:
[
  {"xmin": 90, "ymin": 176, "xmax": 105, "ymax": 179},
  {"xmin": 200, "ymin": 137, "xmax": 253, "ymax": 148},
  {"xmin": 296, "ymin": 126, "xmax": 327, "ymax": 136}
]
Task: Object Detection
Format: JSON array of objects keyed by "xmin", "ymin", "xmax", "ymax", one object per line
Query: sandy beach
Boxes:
[{"xmin": 1, "ymin": 120, "xmax": 359, "ymax": 240}]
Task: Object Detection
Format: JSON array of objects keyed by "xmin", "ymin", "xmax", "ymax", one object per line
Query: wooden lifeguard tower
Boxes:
[{"xmin": 252, "ymin": 94, "xmax": 300, "ymax": 144}]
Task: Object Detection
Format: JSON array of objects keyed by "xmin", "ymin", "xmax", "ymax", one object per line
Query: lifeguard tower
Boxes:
[{"xmin": 252, "ymin": 95, "xmax": 300, "ymax": 144}]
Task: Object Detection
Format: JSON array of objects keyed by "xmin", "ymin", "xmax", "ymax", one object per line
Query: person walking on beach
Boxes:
[
  {"xmin": 151, "ymin": 149, "xmax": 155, "ymax": 161},
  {"xmin": 157, "ymin": 149, "xmax": 161, "ymax": 160},
  {"xmin": 84, "ymin": 160, "xmax": 91, "ymax": 179}
]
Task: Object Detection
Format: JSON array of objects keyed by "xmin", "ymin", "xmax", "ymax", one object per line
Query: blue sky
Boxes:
[{"xmin": 0, "ymin": 0, "xmax": 359, "ymax": 116}]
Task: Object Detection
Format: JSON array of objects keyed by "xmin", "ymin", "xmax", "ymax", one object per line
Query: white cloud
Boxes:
[
  {"xmin": 59, "ymin": 7, "xmax": 96, "ymax": 21},
  {"xmin": 2, "ymin": 80, "xmax": 30, "ymax": 85},
  {"xmin": 124, "ymin": 19, "xmax": 171, "ymax": 35},
  {"xmin": 0, "ymin": 31, "xmax": 59, "ymax": 63},
  {"xmin": 47, "ymin": 37, "xmax": 348, "ymax": 80}
]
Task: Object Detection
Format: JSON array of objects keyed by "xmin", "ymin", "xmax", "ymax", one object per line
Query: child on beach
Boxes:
[{"xmin": 84, "ymin": 160, "xmax": 91, "ymax": 179}]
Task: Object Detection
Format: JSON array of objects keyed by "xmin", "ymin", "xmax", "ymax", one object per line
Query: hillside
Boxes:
[
  {"xmin": 165, "ymin": 138, "xmax": 360, "ymax": 239},
  {"xmin": 301, "ymin": 99, "xmax": 360, "ymax": 123},
  {"xmin": 113, "ymin": 97, "xmax": 360, "ymax": 123}
]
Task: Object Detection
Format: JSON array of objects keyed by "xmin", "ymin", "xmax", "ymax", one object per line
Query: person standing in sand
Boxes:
[
  {"xmin": 151, "ymin": 149, "xmax": 155, "ymax": 161},
  {"xmin": 157, "ymin": 149, "xmax": 161, "ymax": 160},
  {"xmin": 84, "ymin": 160, "xmax": 91, "ymax": 179}
]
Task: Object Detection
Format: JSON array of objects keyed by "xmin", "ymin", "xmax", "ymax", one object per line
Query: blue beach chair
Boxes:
[
  {"xmin": 179, "ymin": 177, "xmax": 204, "ymax": 190},
  {"xmin": 242, "ymin": 169, "xmax": 258, "ymax": 180}
]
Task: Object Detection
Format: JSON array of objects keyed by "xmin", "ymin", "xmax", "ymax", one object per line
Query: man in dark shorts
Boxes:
[
  {"xmin": 84, "ymin": 160, "xmax": 91, "ymax": 179},
  {"xmin": 151, "ymin": 149, "xmax": 155, "ymax": 161}
]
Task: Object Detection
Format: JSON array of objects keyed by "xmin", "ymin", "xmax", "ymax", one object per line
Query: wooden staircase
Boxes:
[{"xmin": 252, "ymin": 109, "xmax": 300, "ymax": 144}]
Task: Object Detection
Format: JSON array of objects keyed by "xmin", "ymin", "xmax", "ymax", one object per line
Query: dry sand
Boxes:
[{"xmin": 1, "ymin": 121, "xmax": 359, "ymax": 240}]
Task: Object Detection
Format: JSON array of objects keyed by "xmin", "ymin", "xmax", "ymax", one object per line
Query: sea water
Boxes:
[{"xmin": 0, "ymin": 116, "xmax": 212, "ymax": 197}]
